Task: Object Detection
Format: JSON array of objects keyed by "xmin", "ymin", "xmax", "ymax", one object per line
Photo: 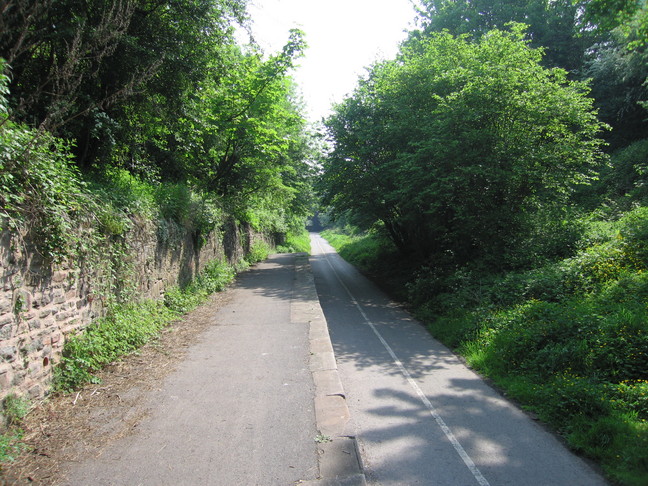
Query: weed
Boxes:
[
  {"xmin": 2, "ymin": 395, "xmax": 30, "ymax": 428},
  {"xmin": 164, "ymin": 259, "xmax": 236, "ymax": 315},
  {"xmin": 276, "ymin": 228, "xmax": 311, "ymax": 254},
  {"xmin": 53, "ymin": 300, "xmax": 177, "ymax": 392},
  {"xmin": 54, "ymin": 257, "xmax": 239, "ymax": 392},
  {"xmin": 0, "ymin": 394, "xmax": 31, "ymax": 466},
  {"xmin": 0, "ymin": 429, "xmax": 26, "ymax": 465},
  {"xmin": 245, "ymin": 240, "xmax": 271, "ymax": 264},
  {"xmin": 314, "ymin": 433, "xmax": 332, "ymax": 443}
]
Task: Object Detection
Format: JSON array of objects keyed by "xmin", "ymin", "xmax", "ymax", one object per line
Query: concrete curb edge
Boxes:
[{"xmin": 292, "ymin": 253, "xmax": 366, "ymax": 486}]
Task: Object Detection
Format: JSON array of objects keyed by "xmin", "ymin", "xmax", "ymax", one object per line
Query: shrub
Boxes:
[
  {"xmin": 53, "ymin": 301, "xmax": 177, "ymax": 392},
  {"xmin": 0, "ymin": 119, "xmax": 89, "ymax": 262},
  {"xmin": 245, "ymin": 240, "xmax": 271, "ymax": 264},
  {"xmin": 88, "ymin": 168, "xmax": 157, "ymax": 219},
  {"xmin": 619, "ymin": 206, "xmax": 648, "ymax": 268},
  {"xmin": 324, "ymin": 206, "xmax": 648, "ymax": 484},
  {"xmin": 164, "ymin": 259, "xmax": 237, "ymax": 315},
  {"xmin": 0, "ymin": 429, "xmax": 26, "ymax": 465},
  {"xmin": 276, "ymin": 227, "xmax": 311, "ymax": 254},
  {"xmin": 199, "ymin": 259, "xmax": 236, "ymax": 293},
  {"xmin": 0, "ymin": 394, "xmax": 31, "ymax": 466},
  {"xmin": 320, "ymin": 229, "xmax": 391, "ymax": 273},
  {"xmin": 1, "ymin": 395, "xmax": 30, "ymax": 428},
  {"xmin": 601, "ymin": 138, "xmax": 648, "ymax": 202}
]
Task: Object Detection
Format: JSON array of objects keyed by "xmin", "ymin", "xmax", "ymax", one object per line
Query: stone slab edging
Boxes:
[{"xmin": 291, "ymin": 253, "xmax": 366, "ymax": 486}]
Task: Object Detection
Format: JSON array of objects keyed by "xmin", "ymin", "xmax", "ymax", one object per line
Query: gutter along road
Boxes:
[{"xmin": 310, "ymin": 233, "xmax": 607, "ymax": 486}]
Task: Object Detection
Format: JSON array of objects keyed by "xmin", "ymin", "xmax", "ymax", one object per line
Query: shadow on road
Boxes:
[
  {"xmin": 234, "ymin": 253, "xmax": 297, "ymax": 301},
  {"xmin": 309, "ymin": 240, "xmax": 608, "ymax": 486}
]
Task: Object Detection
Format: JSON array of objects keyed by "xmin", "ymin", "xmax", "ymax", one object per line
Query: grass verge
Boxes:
[
  {"xmin": 54, "ymin": 258, "xmax": 238, "ymax": 393},
  {"xmin": 277, "ymin": 227, "xmax": 311, "ymax": 254}
]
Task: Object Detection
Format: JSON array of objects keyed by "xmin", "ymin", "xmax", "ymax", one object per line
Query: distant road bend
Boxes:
[{"xmin": 310, "ymin": 232, "xmax": 608, "ymax": 486}]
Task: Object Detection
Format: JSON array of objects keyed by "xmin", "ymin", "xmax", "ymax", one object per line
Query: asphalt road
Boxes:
[{"xmin": 310, "ymin": 233, "xmax": 608, "ymax": 486}]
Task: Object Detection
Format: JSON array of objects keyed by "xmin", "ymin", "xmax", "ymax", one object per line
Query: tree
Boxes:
[
  {"xmin": 321, "ymin": 26, "xmax": 607, "ymax": 267},
  {"xmin": 584, "ymin": 42, "xmax": 648, "ymax": 149},
  {"xmin": 1, "ymin": 2, "xmax": 314, "ymax": 236},
  {"xmin": 579, "ymin": 0, "xmax": 648, "ymax": 150},
  {"xmin": 583, "ymin": 0, "xmax": 648, "ymax": 48},
  {"xmin": 412, "ymin": 0, "xmax": 599, "ymax": 72},
  {"xmin": 0, "ymin": 0, "xmax": 248, "ymax": 168}
]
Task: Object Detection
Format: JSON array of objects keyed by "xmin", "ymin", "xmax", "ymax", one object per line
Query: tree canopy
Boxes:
[
  {"xmin": 321, "ymin": 26, "xmax": 607, "ymax": 266},
  {"xmin": 1, "ymin": 0, "xmax": 315, "ymax": 237}
]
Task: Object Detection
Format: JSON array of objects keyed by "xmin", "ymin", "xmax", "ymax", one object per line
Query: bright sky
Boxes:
[{"xmin": 245, "ymin": 0, "xmax": 419, "ymax": 122}]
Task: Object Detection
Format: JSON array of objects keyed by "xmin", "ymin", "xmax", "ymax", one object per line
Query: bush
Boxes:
[
  {"xmin": 54, "ymin": 301, "xmax": 177, "ymax": 392},
  {"xmin": 245, "ymin": 240, "xmax": 271, "ymax": 264},
  {"xmin": 0, "ymin": 429, "xmax": 26, "ymax": 465},
  {"xmin": 619, "ymin": 206, "xmax": 648, "ymax": 268},
  {"xmin": 600, "ymin": 138, "xmax": 648, "ymax": 203},
  {"xmin": 505, "ymin": 206, "xmax": 587, "ymax": 268},
  {"xmin": 0, "ymin": 119, "xmax": 88, "ymax": 262},
  {"xmin": 276, "ymin": 227, "xmax": 311, "ymax": 254},
  {"xmin": 88, "ymin": 168, "xmax": 157, "ymax": 219},
  {"xmin": 0, "ymin": 395, "xmax": 32, "ymax": 466},
  {"xmin": 1, "ymin": 395, "xmax": 30, "ymax": 428},
  {"xmin": 164, "ymin": 259, "xmax": 237, "ymax": 314},
  {"xmin": 401, "ymin": 205, "xmax": 648, "ymax": 484},
  {"xmin": 199, "ymin": 259, "xmax": 236, "ymax": 293},
  {"xmin": 320, "ymin": 229, "xmax": 391, "ymax": 272}
]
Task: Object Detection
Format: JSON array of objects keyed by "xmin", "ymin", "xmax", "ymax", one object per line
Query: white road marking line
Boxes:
[{"xmin": 314, "ymin": 235, "xmax": 491, "ymax": 486}]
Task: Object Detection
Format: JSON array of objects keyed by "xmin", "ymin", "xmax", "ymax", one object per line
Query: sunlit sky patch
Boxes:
[{"xmin": 244, "ymin": 0, "xmax": 419, "ymax": 122}]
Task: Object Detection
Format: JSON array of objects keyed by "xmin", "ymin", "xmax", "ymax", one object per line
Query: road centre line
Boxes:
[{"xmin": 315, "ymin": 236, "xmax": 491, "ymax": 486}]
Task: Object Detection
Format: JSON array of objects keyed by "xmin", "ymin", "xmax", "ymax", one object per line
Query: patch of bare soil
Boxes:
[{"xmin": 1, "ymin": 291, "xmax": 232, "ymax": 486}]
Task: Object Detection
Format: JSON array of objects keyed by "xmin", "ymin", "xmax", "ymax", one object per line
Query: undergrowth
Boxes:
[
  {"xmin": 321, "ymin": 206, "xmax": 648, "ymax": 486},
  {"xmin": 0, "ymin": 394, "xmax": 30, "ymax": 467},
  {"xmin": 320, "ymin": 228, "xmax": 414, "ymax": 300},
  {"xmin": 245, "ymin": 240, "xmax": 272, "ymax": 264},
  {"xmin": 54, "ymin": 258, "xmax": 238, "ymax": 393},
  {"xmin": 163, "ymin": 259, "xmax": 237, "ymax": 315},
  {"xmin": 276, "ymin": 227, "xmax": 311, "ymax": 254},
  {"xmin": 320, "ymin": 229, "xmax": 385, "ymax": 271}
]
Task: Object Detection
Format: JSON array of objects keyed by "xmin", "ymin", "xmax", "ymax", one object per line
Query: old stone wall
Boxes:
[{"xmin": 0, "ymin": 217, "xmax": 270, "ymax": 402}]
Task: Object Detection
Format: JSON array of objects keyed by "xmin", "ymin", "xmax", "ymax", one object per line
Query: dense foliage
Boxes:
[
  {"xmin": 0, "ymin": 0, "xmax": 315, "ymax": 245},
  {"xmin": 0, "ymin": 1, "xmax": 316, "ymax": 458},
  {"xmin": 323, "ymin": 215, "xmax": 648, "ymax": 484},
  {"xmin": 413, "ymin": 0, "xmax": 598, "ymax": 71},
  {"xmin": 2, "ymin": 0, "xmax": 647, "ymax": 482}
]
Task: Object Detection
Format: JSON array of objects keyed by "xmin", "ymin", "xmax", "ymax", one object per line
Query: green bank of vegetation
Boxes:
[
  {"xmin": 0, "ymin": 2, "xmax": 315, "ymax": 262},
  {"xmin": 55, "ymin": 257, "xmax": 245, "ymax": 393},
  {"xmin": 322, "ymin": 209, "xmax": 648, "ymax": 484},
  {"xmin": 0, "ymin": 0, "xmax": 315, "ymax": 362},
  {"xmin": 319, "ymin": 1, "xmax": 648, "ymax": 484}
]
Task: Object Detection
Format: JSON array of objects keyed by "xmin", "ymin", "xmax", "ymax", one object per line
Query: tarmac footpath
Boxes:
[{"xmin": 62, "ymin": 252, "xmax": 365, "ymax": 486}]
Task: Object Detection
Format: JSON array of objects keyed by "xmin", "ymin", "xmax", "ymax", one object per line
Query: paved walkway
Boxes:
[
  {"xmin": 62, "ymin": 253, "xmax": 363, "ymax": 486},
  {"xmin": 58, "ymin": 240, "xmax": 608, "ymax": 486}
]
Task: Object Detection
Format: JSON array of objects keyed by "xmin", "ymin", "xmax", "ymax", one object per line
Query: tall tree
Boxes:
[
  {"xmin": 413, "ymin": 0, "xmax": 598, "ymax": 72},
  {"xmin": 0, "ymin": 0, "xmax": 248, "ymax": 168},
  {"xmin": 321, "ymin": 26, "xmax": 607, "ymax": 266}
]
